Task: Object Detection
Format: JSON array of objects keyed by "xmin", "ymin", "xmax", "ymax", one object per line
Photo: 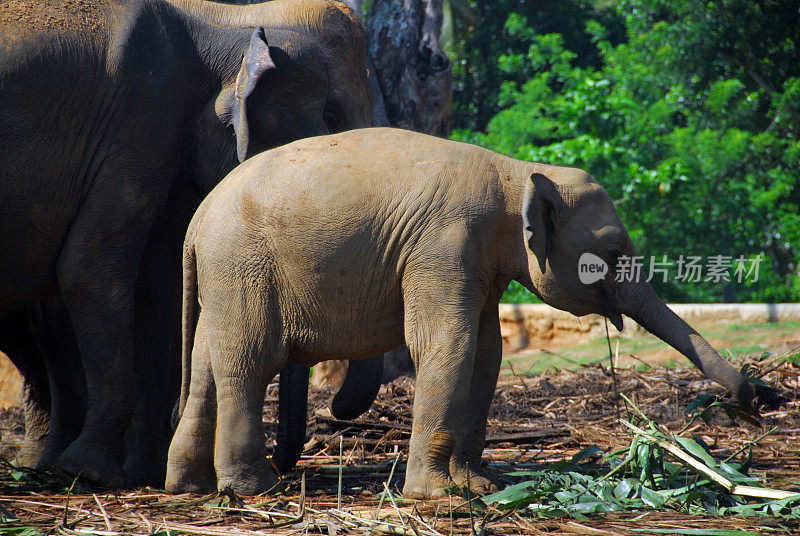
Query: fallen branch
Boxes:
[{"xmin": 620, "ymin": 420, "xmax": 800, "ymax": 500}]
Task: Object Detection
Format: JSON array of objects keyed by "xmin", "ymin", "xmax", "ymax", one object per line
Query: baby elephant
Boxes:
[{"xmin": 166, "ymin": 127, "xmax": 752, "ymax": 498}]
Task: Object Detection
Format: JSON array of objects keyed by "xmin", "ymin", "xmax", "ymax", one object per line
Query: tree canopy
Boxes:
[{"xmin": 448, "ymin": 0, "xmax": 800, "ymax": 303}]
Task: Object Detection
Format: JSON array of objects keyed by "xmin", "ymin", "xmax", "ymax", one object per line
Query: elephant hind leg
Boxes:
[
  {"xmin": 17, "ymin": 380, "xmax": 50, "ymax": 467},
  {"xmin": 166, "ymin": 313, "xmax": 217, "ymax": 494},
  {"xmin": 54, "ymin": 168, "xmax": 165, "ymax": 488},
  {"xmin": 204, "ymin": 298, "xmax": 285, "ymax": 496},
  {"xmin": 28, "ymin": 299, "xmax": 87, "ymax": 470}
]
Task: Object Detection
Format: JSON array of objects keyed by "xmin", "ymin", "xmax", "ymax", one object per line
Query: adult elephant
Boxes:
[
  {"xmin": 0, "ymin": 0, "xmax": 370, "ymax": 487},
  {"xmin": 166, "ymin": 0, "xmax": 384, "ymax": 472}
]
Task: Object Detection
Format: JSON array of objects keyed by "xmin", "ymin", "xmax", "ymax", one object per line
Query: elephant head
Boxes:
[
  {"xmin": 166, "ymin": 0, "xmax": 372, "ymax": 132},
  {"xmin": 191, "ymin": 26, "xmax": 332, "ymax": 191},
  {"xmin": 215, "ymin": 26, "xmax": 331, "ymax": 163},
  {"xmin": 521, "ymin": 168, "xmax": 754, "ymax": 406}
]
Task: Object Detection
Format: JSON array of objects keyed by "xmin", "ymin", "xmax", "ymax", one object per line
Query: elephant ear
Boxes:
[
  {"xmin": 217, "ymin": 27, "xmax": 276, "ymax": 163},
  {"xmin": 522, "ymin": 172, "xmax": 566, "ymax": 272}
]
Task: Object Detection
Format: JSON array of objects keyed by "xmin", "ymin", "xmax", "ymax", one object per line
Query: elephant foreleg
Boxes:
[
  {"xmin": 272, "ymin": 362, "xmax": 309, "ymax": 474},
  {"xmin": 125, "ymin": 204, "xmax": 191, "ymax": 486},
  {"xmin": 402, "ymin": 287, "xmax": 480, "ymax": 499},
  {"xmin": 449, "ymin": 304, "xmax": 501, "ymax": 493},
  {"xmin": 329, "ymin": 355, "xmax": 383, "ymax": 420}
]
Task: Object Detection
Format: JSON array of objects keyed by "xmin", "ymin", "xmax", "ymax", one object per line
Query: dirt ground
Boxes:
[{"xmin": 0, "ymin": 346, "xmax": 799, "ymax": 535}]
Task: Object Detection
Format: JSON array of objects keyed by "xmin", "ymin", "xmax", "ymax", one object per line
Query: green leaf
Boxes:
[
  {"xmin": 638, "ymin": 485, "xmax": 667, "ymax": 508},
  {"xmin": 569, "ymin": 500, "xmax": 617, "ymax": 514},
  {"xmin": 482, "ymin": 481, "xmax": 537, "ymax": 508},
  {"xmin": 571, "ymin": 445, "xmax": 603, "ymax": 465},
  {"xmin": 685, "ymin": 393, "xmax": 715, "ymax": 414},
  {"xmin": 614, "ymin": 478, "xmax": 636, "ymax": 499},
  {"xmin": 675, "ymin": 437, "xmax": 717, "ymax": 467}
]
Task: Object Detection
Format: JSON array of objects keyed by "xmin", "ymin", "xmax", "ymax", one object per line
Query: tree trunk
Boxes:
[{"xmin": 366, "ymin": 0, "xmax": 452, "ymax": 136}]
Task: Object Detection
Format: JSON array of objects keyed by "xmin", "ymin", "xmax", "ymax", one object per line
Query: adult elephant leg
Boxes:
[
  {"xmin": 54, "ymin": 179, "xmax": 160, "ymax": 487},
  {"xmin": 273, "ymin": 355, "xmax": 382, "ymax": 473},
  {"xmin": 449, "ymin": 304, "xmax": 501, "ymax": 493},
  {"xmin": 381, "ymin": 346, "xmax": 415, "ymax": 383},
  {"xmin": 28, "ymin": 299, "xmax": 87, "ymax": 469},
  {"xmin": 272, "ymin": 362, "xmax": 309, "ymax": 474},
  {"xmin": 329, "ymin": 355, "xmax": 383, "ymax": 420},
  {"xmin": 165, "ymin": 314, "xmax": 217, "ymax": 493},
  {"xmin": 17, "ymin": 379, "xmax": 50, "ymax": 467},
  {"xmin": 124, "ymin": 208, "xmax": 187, "ymax": 486},
  {"xmin": 0, "ymin": 312, "xmax": 50, "ymax": 467}
]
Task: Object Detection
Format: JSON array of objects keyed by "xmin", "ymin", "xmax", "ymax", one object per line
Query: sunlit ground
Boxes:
[{"xmin": 502, "ymin": 321, "xmax": 800, "ymax": 375}]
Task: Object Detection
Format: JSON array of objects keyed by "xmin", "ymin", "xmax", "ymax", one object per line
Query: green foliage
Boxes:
[
  {"xmin": 458, "ymin": 1, "xmax": 800, "ymax": 303},
  {"xmin": 477, "ymin": 407, "xmax": 800, "ymax": 520},
  {"xmin": 449, "ymin": 0, "xmax": 626, "ymax": 132},
  {"xmin": 500, "ymin": 280, "xmax": 539, "ymax": 304}
]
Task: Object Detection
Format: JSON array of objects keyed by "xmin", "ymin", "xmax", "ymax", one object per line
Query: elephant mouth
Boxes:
[
  {"xmin": 605, "ymin": 309, "xmax": 624, "ymax": 331},
  {"xmin": 596, "ymin": 287, "xmax": 624, "ymax": 331}
]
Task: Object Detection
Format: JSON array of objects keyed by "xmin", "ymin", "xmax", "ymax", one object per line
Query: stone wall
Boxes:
[{"xmin": 499, "ymin": 303, "xmax": 800, "ymax": 352}]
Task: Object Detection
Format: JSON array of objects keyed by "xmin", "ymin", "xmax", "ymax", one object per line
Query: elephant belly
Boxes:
[{"xmin": 287, "ymin": 315, "xmax": 405, "ymax": 367}]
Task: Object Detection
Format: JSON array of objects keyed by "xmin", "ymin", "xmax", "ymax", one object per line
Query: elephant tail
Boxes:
[{"xmin": 179, "ymin": 232, "xmax": 198, "ymax": 417}]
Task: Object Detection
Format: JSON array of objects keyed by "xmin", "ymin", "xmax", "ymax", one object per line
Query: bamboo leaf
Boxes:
[{"xmin": 675, "ymin": 437, "xmax": 717, "ymax": 467}]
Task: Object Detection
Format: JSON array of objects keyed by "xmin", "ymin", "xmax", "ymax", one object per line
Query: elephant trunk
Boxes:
[{"xmin": 617, "ymin": 282, "xmax": 753, "ymax": 407}]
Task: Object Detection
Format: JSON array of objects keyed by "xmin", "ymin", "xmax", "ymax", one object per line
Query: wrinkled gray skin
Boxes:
[
  {"xmin": 166, "ymin": 128, "xmax": 753, "ymax": 499},
  {"xmin": 0, "ymin": 303, "xmax": 86, "ymax": 468},
  {"xmin": 0, "ymin": 0, "xmax": 371, "ymax": 487}
]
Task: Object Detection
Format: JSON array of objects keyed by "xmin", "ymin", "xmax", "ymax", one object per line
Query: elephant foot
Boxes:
[
  {"xmin": 402, "ymin": 469, "xmax": 452, "ymax": 499},
  {"xmin": 216, "ymin": 457, "xmax": 278, "ymax": 496},
  {"xmin": 13, "ymin": 438, "xmax": 47, "ymax": 468},
  {"xmin": 165, "ymin": 462, "xmax": 217, "ymax": 494},
  {"xmin": 450, "ymin": 463, "xmax": 498, "ymax": 494},
  {"xmin": 56, "ymin": 439, "xmax": 126, "ymax": 488},
  {"xmin": 35, "ymin": 447, "xmax": 62, "ymax": 471},
  {"xmin": 166, "ymin": 423, "xmax": 216, "ymax": 493},
  {"xmin": 36, "ymin": 431, "xmax": 80, "ymax": 470},
  {"xmin": 165, "ymin": 448, "xmax": 217, "ymax": 494}
]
